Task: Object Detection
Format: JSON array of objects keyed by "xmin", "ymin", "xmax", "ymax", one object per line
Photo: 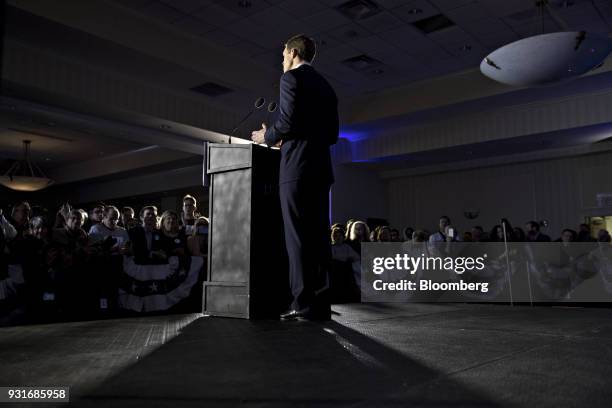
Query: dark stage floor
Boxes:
[{"xmin": 2, "ymin": 303, "xmax": 612, "ymax": 407}]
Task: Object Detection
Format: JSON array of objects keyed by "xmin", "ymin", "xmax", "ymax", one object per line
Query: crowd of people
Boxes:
[
  {"xmin": 0, "ymin": 195, "xmax": 208, "ymax": 324},
  {"xmin": 2, "ymin": 199, "xmax": 611, "ymax": 324},
  {"xmin": 327, "ymin": 216, "xmax": 612, "ymax": 300}
]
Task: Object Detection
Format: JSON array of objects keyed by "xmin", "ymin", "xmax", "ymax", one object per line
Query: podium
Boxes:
[{"xmin": 203, "ymin": 143, "xmax": 287, "ymax": 318}]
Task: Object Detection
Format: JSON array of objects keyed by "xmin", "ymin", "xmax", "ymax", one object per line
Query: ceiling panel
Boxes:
[
  {"xmin": 277, "ymin": 0, "xmax": 327, "ymax": 17},
  {"xmin": 141, "ymin": 2, "xmax": 187, "ymax": 23},
  {"xmin": 302, "ymin": 8, "xmax": 352, "ymax": 31},
  {"xmin": 327, "ymin": 23, "xmax": 372, "ymax": 43},
  {"xmin": 356, "ymin": 10, "xmax": 405, "ymax": 33},
  {"xmin": 159, "ymin": 0, "xmax": 211, "ymax": 13},
  {"xmin": 193, "ymin": 2, "xmax": 242, "ymax": 26},
  {"xmin": 394, "ymin": 0, "xmax": 441, "ymax": 24}
]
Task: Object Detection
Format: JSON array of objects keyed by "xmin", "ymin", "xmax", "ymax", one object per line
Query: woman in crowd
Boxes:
[
  {"xmin": 160, "ymin": 210, "xmax": 187, "ymax": 257},
  {"xmin": 374, "ymin": 225, "xmax": 392, "ymax": 242},
  {"xmin": 345, "ymin": 220, "xmax": 370, "ymax": 255}
]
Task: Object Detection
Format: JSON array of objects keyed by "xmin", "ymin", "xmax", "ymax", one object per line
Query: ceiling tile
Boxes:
[
  {"xmin": 427, "ymin": 26, "xmax": 474, "ymax": 45},
  {"xmin": 356, "ymin": 10, "xmax": 405, "ymax": 33},
  {"xmin": 302, "ymin": 9, "xmax": 352, "ymax": 31},
  {"xmin": 462, "ymin": 17, "xmax": 509, "ymax": 36},
  {"xmin": 225, "ymin": 18, "xmax": 262, "ymax": 40},
  {"xmin": 173, "ymin": 16, "xmax": 215, "ymax": 36},
  {"xmin": 193, "ymin": 3, "xmax": 242, "ymax": 26},
  {"xmin": 227, "ymin": 40, "xmax": 268, "ymax": 57},
  {"xmin": 377, "ymin": 25, "xmax": 428, "ymax": 52},
  {"xmin": 321, "ymin": 43, "xmax": 361, "ymax": 61},
  {"xmin": 349, "ymin": 35, "xmax": 398, "ymax": 55},
  {"xmin": 327, "ymin": 23, "xmax": 372, "ymax": 43},
  {"xmin": 443, "ymin": 2, "xmax": 494, "ymax": 25},
  {"xmin": 200, "ymin": 28, "xmax": 243, "ymax": 46},
  {"xmin": 159, "ymin": 0, "xmax": 211, "ymax": 13},
  {"xmin": 428, "ymin": 0, "xmax": 475, "ymax": 11},
  {"xmin": 210, "ymin": 0, "xmax": 273, "ymax": 16},
  {"xmin": 394, "ymin": 0, "xmax": 440, "ymax": 24},
  {"xmin": 312, "ymin": 32, "xmax": 343, "ymax": 49},
  {"xmin": 376, "ymin": 0, "xmax": 414, "ymax": 10},
  {"xmin": 141, "ymin": 2, "xmax": 187, "ymax": 23},
  {"xmin": 477, "ymin": 29, "xmax": 520, "ymax": 48},
  {"xmin": 277, "ymin": 0, "xmax": 327, "ymax": 17},
  {"xmin": 479, "ymin": 0, "xmax": 535, "ymax": 18}
]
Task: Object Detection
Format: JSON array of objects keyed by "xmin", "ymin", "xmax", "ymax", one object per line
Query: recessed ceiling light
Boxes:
[
  {"xmin": 237, "ymin": 0, "xmax": 251, "ymax": 8},
  {"xmin": 372, "ymin": 68, "xmax": 384, "ymax": 74},
  {"xmin": 461, "ymin": 44, "xmax": 472, "ymax": 51},
  {"xmin": 408, "ymin": 8, "xmax": 423, "ymax": 14}
]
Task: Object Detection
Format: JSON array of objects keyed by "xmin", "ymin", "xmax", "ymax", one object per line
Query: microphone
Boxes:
[
  {"xmin": 266, "ymin": 101, "xmax": 277, "ymax": 126},
  {"xmin": 229, "ymin": 97, "xmax": 266, "ymax": 143}
]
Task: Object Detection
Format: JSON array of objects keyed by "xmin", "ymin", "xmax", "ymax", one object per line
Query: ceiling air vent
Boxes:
[
  {"xmin": 336, "ymin": 0, "xmax": 382, "ymax": 20},
  {"xmin": 341, "ymin": 54, "xmax": 383, "ymax": 72},
  {"xmin": 190, "ymin": 82, "xmax": 233, "ymax": 97},
  {"xmin": 412, "ymin": 13, "xmax": 455, "ymax": 34}
]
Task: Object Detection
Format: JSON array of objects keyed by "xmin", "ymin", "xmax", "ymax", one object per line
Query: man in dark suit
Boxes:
[{"xmin": 251, "ymin": 34, "xmax": 339, "ymax": 320}]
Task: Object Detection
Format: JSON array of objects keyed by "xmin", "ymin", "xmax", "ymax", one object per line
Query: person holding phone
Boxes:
[{"xmin": 429, "ymin": 216, "xmax": 461, "ymax": 243}]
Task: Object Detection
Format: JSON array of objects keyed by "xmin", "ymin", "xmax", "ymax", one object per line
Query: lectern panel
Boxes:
[
  {"xmin": 209, "ymin": 169, "xmax": 251, "ymax": 283},
  {"xmin": 208, "ymin": 144, "xmax": 252, "ymax": 173}
]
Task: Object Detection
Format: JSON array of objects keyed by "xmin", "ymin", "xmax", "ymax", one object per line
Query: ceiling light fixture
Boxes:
[
  {"xmin": 0, "ymin": 140, "xmax": 54, "ymax": 192},
  {"xmin": 480, "ymin": 0, "xmax": 612, "ymax": 86}
]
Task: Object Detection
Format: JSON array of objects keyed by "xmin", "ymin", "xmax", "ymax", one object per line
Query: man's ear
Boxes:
[{"xmin": 289, "ymin": 48, "xmax": 298, "ymax": 58}]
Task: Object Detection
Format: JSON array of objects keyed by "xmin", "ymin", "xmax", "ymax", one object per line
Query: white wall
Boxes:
[{"xmin": 385, "ymin": 150, "xmax": 612, "ymax": 237}]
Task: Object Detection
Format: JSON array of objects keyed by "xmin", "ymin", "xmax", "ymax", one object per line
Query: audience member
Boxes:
[
  {"xmin": 160, "ymin": 210, "xmax": 187, "ymax": 257},
  {"xmin": 181, "ymin": 195, "xmax": 199, "ymax": 235},
  {"xmin": 120, "ymin": 207, "xmax": 138, "ymax": 230},
  {"xmin": 9, "ymin": 201, "xmax": 31, "ymax": 240},
  {"xmin": 89, "ymin": 206, "xmax": 130, "ymax": 254},
  {"xmin": 52, "ymin": 209, "xmax": 88, "ymax": 251},
  {"xmin": 390, "ymin": 228, "xmax": 401, "ymax": 242},
  {"xmin": 187, "ymin": 217, "xmax": 209, "ymax": 257},
  {"xmin": 402, "ymin": 226, "xmax": 414, "ymax": 242},
  {"xmin": 471, "ymin": 226, "xmax": 485, "ymax": 242},
  {"xmin": 513, "ymin": 227, "xmax": 526, "ymax": 242},
  {"xmin": 598, "ymin": 229, "xmax": 611, "ymax": 243},
  {"xmin": 577, "ymin": 223, "xmax": 596, "ymax": 242},
  {"xmin": 412, "ymin": 230, "xmax": 428, "ymax": 243},
  {"xmin": 374, "ymin": 225, "xmax": 392, "ymax": 242},
  {"xmin": 0, "ymin": 209, "xmax": 17, "ymax": 241},
  {"xmin": 128, "ymin": 206, "xmax": 166, "ymax": 264},
  {"xmin": 84, "ymin": 203, "xmax": 105, "ymax": 232},
  {"xmin": 345, "ymin": 221, "xmax": 370, "ymax": 255},
  {"xmin": 525, "ymin": 221, "xmax": 551, "ymax": 242},
  {"xmin": 556, "ymin": 229, "xmax": 577, "ymax": 243},
  {"xmin": 429, "ymin": 216, "xmax": 460, "ymax": 242}
]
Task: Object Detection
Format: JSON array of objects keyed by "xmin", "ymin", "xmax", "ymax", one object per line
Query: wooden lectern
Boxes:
[{"xmin": 203, "ymin": 143, "xmax": 287, "ymax": 318}]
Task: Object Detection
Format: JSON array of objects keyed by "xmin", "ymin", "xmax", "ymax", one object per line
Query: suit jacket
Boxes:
[
  {"xmin": 264, "ymin": 64, "xmax": 339, "ymax": 185},
  {"xmin": 128, "ymin": 226, "xmax": 165, "ymax": 264}
]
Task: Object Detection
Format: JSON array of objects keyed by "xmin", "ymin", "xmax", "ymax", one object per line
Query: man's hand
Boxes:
[{"xmin": 251, "ymin": 123, "xmax": 267, "ymax": 144}]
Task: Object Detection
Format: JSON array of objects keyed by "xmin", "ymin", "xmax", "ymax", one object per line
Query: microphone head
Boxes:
[
  {"xmin": 267, "ymin": 101, "xmax": 278, "ymax": 113},
  {"xmin": 254, "ymin": 97, "xmax": 266, "ymax": 109}
]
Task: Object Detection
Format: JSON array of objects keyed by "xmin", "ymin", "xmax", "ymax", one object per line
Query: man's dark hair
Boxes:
[
  {"xmin": 285, "ymin": 34, "xmax": 316, "ymax": 63},
  {"xmin": 440, "ymin": 215, "xmax": 451, "ymax": 223},
  {"xmin": 139, "ymin": 205, "xmax": 158, "ymax": 220},
  {"xmin": 121, "ymin": 206, "xmax": 134, "ymax": 215}
]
